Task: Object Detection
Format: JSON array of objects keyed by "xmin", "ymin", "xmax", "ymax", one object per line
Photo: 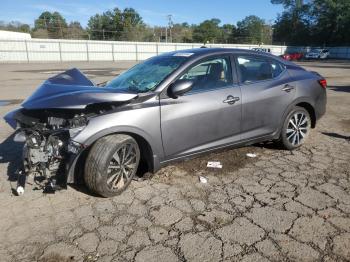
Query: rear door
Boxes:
[
  {"xmin": 235, "ymin": 54, "xmax": 295, "ymax": 140},
  {"xmin": 160, "ymin": 55, "xmax": 242, "ymax": 158}
]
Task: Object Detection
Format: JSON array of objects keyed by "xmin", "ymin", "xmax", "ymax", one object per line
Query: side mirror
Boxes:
[{"xmin": 168, "ymin": 79, "xmax": 194, "ymax": 99}]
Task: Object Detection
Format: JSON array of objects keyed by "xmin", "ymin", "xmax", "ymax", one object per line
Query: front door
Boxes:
[{"xmin": 160, "ymin": 55, "xmax": 242, "ymax": 159}]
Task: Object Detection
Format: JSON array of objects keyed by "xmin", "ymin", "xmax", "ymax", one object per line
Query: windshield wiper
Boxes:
[
  {"xmin": 97, "ymin": 81, "xmax": 108, "ymax": 87},
  {"xmin": 128, "ymin": 85, "xmax": 141, "ymax": 92}
]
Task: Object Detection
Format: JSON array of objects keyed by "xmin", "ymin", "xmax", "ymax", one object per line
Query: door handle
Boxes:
[
  {"xmin": 223, "ymin": 96, "xmax": 240, "ymax": 105},
  {"xmin": 282, "ymin": 84, "xmax": 295, "ymax": 92}
]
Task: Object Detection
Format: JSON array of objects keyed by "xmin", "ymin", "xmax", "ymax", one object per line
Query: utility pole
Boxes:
[
  {"xmin": 58, "ymin": 19, "xmax": 64, "ymax": 39},
  {"xmin": 166, "ymin": 15, "xmax": 173, "ymax": 43},
  {"xmin": 165, "ymin": 27, "xmax": 168, "ymax": 43}
]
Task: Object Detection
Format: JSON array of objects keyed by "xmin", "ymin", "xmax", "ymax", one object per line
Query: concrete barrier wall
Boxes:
[{"xmin": 0, "ymin": 38, "xmax": 348, "ymax": 63}]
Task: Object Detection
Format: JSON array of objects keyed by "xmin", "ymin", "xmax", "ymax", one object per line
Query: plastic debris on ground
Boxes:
[
  {"xmin": 199, "ymin": 176, "xmax": 208, "ymax": 184},
  {"xmin": 246, "ymin": 153, "xmax": 257, "ymax": 158},
  {"xmin": 207, "ymin": 161, "xmax": 223, "ymax": 168},
  {"xmin": 16, "ymin": 186, "xmax": 24, "ymax": 195}
]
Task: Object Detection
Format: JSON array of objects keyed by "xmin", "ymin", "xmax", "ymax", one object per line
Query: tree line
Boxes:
[
  {"xmin": 273, "ymin": 0, "xmax": 350, "ymax": 46},
  {"xmin": 0, "ymin": 9, "xmax": 272, "ymax": 45},
  {"xmin": 0, "ymin": 0, "xmax": 349, "ymax": 46}
]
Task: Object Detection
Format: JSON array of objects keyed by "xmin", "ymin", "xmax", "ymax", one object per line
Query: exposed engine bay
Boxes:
[
  {"xmin": 13, "ymin": 104, "xmax": 122, "ymax": 193},
  {"xmin": 14, "ymin": 108, "xmax": 89, "ymax": 192}
]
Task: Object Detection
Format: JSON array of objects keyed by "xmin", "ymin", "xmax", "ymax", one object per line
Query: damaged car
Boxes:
[{"xmin": 4, "ymin": 48, "xmax": 327, "ymax": 197}]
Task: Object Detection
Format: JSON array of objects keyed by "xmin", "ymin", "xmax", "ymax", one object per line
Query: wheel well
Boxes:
[
  {"xmin": 125, "ymin": 133, "xmax": 154, "ymax": 175},
  {"xmin": 70, "ymin": 132, "xmax": 154, "ymax": 184},
  {"xmin": 296, "ymin": 102, "xmax": 316, "ymax": 128}
]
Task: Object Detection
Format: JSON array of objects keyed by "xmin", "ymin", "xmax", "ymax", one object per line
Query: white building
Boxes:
[{"xmin": 0, "ymin": 30, "xmax": 31, "ymax": 40}]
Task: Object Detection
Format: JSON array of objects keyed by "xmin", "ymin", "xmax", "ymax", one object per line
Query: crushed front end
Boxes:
[
  {"xmin": 3, "ymin": 68, "xmax": 138, "ymax": 195},
  {"xmin": 6, "ymin": 108, "xmax": 88, "ymax": 193}
]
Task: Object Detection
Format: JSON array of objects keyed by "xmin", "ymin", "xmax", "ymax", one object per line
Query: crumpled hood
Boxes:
[{"xmin": 21, "ymin": 68, "xmax": 138, "ymax": 109}]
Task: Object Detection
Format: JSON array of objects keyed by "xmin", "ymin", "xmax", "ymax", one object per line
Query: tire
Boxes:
[
  {"xmin": 84, "ymin": 134, "xmax": 140, "ymax": 197},
  {"xmin": 279, "ymin": 106, "xmax": 311, "ymax": 150}
]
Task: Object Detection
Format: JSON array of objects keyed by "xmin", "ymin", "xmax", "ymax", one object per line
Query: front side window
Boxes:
[
  {"xmin": 180, "ymin": 56, "xmax": 233, "ymax": 92},
  {"xmin": 237, "ymin": 55, "xmax": 285, "ymax": 84}
]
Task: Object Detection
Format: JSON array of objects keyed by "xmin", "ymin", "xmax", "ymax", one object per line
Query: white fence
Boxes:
[{"xmin": 0, "ymin": 38, "xmax": 349, "ymax": 63}]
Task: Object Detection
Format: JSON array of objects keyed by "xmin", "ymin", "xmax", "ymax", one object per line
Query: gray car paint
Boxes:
[
  {"xmin": 160, "ymin": 84, "xmax": 242, "ymax": 158},
  {"xmin": 73, "ymin": 95, "xmax": 163, "ymax": 163},
  {"xmin": 238, "ymin": 66, "xmax": 296, "ymax": 140},
  {"xmin": 69, "ymin": 48, "xmax": 326, "ymax": 180},
  {"xmin": 5, "ymin": 48, "xmax": 326, "ymax": 183}
]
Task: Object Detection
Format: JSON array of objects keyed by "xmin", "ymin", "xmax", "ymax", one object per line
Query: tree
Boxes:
[
  {"xmin": 65, "ymin": 21, "xmax": 87, "ymax": 39},
  {"xmin": 170, "ymin": 23, "xmax": 194, "ymax": 43},
  {"xmin": 122, "ymin": 8, "xmax": 144, "ymax": 28},
  {"xmin": 219, "ymin": 24, "xmax": 237, "ymax": 43},
  {"xmin": 0, "ymin": 21, "xmax": 30, "ymax": 33},
  {"xmin": 272, "ymin": 0, "xmax": 350, "ymax": 46},
  {"xmin": 87, "ymin": 7, "xmax": 145, "ymax": 41},
  {"xmin": 34, "ymin": 11, "xmax": 67, "ymax": 38},
  {"xmin": 271, "ymin": 0, "xmax": 311, "ymax": 45},
  {"xmin": 273, "ymin": 11, "xmax": 311, "ymax": 45},
  {"xmin": 193, "ymin": 19, "xmax": 222, "ymax": 44},
  {"xmin": 88, "ymin": 9, "xmax": 121, "ymax": 40},
  {"xmin": 310, "ymin": 0, "xmax": 350, "ymax": 46},
  {"xmin": 271, "ymin": 0, "xmax": 306, "ymax": 9},
  {"xmin": 235, "ymin": 16, "xmax": 272, "ymax": 44},
  {"xmin": 119, "ymin": 8, "xmax": 147, "ymax": 41}
]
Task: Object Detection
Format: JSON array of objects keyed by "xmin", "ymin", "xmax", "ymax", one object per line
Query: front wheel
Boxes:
[
  {"xmin": 279, "ymin": 106, "xmax": 311, "ymax": 150},
  {"xmin": 84, "ymin": 134, "xmax": 140, "ymax": 197}
]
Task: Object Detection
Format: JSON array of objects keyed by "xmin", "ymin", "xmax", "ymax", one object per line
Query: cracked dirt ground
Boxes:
[{"xmin": 0, "ymin": 60, "xmax": 349, "ymax": 262}]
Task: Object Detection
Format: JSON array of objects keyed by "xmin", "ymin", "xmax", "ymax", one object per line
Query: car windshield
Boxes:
[{"xmin": 106, "ymin": 55, "xmax": 188, "ymax": 92}]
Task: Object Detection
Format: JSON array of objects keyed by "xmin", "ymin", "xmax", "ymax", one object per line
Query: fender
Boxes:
[
  {"xmin": 274, "ymin": 96, "xmax": 316, "ymax": 139},
  {"xmin": 82, "ymin": 125, "xmax": 161, "ymax": 162},
  {"xmin": 67, "ymin": 126, "xmax": 162, "ymax": 184}
]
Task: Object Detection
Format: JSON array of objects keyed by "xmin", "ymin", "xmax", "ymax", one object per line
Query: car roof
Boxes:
[
  {"xmin": 165, "ymin": 47, "xmax": 265, "ymax": 55},
  {"xmin": 162, "ymin": 47, "xmax": 287, "ymax": 64}
]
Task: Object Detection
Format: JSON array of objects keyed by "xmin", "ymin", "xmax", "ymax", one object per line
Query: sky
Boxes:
[{"xmin": 0, "ymin": 0, "xmax": 284, "ymax": 27}]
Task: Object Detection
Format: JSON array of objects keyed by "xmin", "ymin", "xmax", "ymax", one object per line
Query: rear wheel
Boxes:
[
  {"xmin": 85, "ymin": 134, "xmax": 140, "ymax": 197},
  {"xmin": 280, "ymin": 106, "xmax": 311, "ymax": 150}
]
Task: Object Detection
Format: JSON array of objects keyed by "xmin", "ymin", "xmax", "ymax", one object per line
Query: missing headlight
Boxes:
[
  {"xmin": 69, "ymin": 126, "xmax": 86, "ymax": 138},
  {"xmin": 67, "ymin": 140, "xmax": 84, "ymax": 154}
]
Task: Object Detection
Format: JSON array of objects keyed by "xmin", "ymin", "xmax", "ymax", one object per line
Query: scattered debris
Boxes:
[
  {"xmin": 43, "ymin": 183, "xmax": 56, "ymax": 194},
  {"xmin": 16, "ymin": 170, "xmax": 26, "ymax": 195},
  {"xmin": 246, "ymin": 153, "xmax": 257, "ymax": 158},
  {"xmin": 199, "ymin": 176, "xmax": 208, "ymax": 184},
  {"xmin": 207, "ymin": 161, "xmax": 223, "ymax": 168},
  {"xmin": 16, "ymin": 186, "xmax": 24, "ymax": 195},
  {"xmin": 133, "ymin": 172, "xmax": 154, "ymax": 181}
]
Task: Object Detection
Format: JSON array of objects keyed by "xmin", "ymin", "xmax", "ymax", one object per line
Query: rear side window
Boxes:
[{"xmin": 237, "ymin": 55, "xmax": 285, "ymax": 84}]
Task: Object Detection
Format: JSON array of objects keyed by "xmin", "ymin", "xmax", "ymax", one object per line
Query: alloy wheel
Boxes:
[
  {"xmin": 286, "ymin": 112, "xmax": 309, "ymax": 146},
  {"xmin": 106, "ymin": 143, "xmax": 138, "ymax": 190}
]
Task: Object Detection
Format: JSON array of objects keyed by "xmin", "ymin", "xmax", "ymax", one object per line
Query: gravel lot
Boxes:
[{"xmin": 0, "ymin": 60, "xmax": 349, "ymax": 262}]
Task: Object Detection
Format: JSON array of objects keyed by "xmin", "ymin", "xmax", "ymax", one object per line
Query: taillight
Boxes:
[{"xmin": 318, "ymin": 79, "xmax": 327, "ymax": 88}]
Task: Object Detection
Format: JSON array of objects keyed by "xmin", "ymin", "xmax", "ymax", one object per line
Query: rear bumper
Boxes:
[{"xmin": 315, "ymin": 90, "xmax": 327, "ymax": 121}]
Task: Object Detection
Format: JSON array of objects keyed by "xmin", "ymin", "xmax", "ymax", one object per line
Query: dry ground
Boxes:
[{"xmin": 0, "ymin": 60, "xmax": 349, "ymax": 262}]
